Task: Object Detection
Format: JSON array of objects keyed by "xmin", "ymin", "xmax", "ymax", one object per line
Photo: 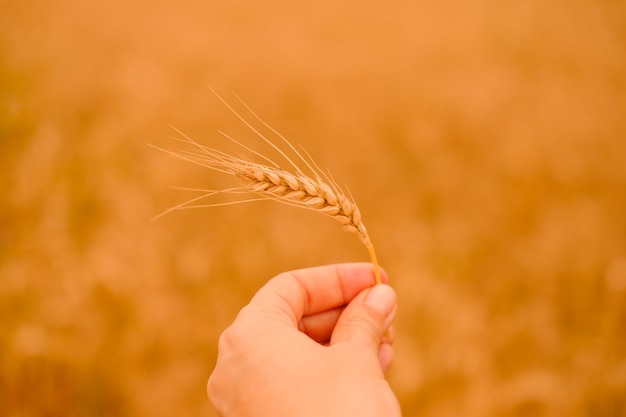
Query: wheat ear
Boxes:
[{"xmin": 151, "ymin": 92, "xmax": 381, "ymax": 284}]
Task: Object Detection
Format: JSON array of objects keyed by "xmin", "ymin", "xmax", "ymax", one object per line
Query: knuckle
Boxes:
[
  {"xmin": 348, "ymin": 311, "xmax": 381, "ymax": 332},
  {"xmin": 342, "ymin": 312, "xmax": 383, "ymax": 343},
  {"xmin": 208, "ymin": 310, "xmax": 254, "ymax": 408},
  {"xmin": 206, "ymin": 372, "xmax": 219, "ymax": 402},
  {"xmin": 216, "ymin": 307, "xmax": 253, "ymax": 354}
]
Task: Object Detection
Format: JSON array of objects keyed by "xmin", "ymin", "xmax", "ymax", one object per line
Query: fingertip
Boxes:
[
  {"xmin": 364, "ymin": 284, "xmax": 397, "ymax": 321},
  {"xmin": 378, "ymin": 342, "xmax": 394, "ymax": 373}
]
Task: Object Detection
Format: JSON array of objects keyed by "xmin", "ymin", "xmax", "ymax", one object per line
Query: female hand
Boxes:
[{"xmin": 207, "ymin": 263, "xmax": 401, "ymax": 417}]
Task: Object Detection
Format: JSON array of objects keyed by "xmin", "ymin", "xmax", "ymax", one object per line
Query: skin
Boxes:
[{"xmin": 207, "ymin": 263, "xmax": 401, "ymax": 417}]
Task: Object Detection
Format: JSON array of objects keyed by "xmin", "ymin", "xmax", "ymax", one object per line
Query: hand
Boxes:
[{"xmin": 207, "ymin": 263, "xmax": 401, "ymax": 417}]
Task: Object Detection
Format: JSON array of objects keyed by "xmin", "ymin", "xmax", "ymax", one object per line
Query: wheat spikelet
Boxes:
[{"xmin": 152, "ymin": 91, "xmax": 381, "ymax": 284}]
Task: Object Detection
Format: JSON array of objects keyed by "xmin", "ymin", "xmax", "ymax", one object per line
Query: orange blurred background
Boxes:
[{"xmin": 1, "ymin": 0, "xmax": 625, "ymax": 415}]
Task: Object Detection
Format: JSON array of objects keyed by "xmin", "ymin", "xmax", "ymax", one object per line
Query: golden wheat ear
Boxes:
[{"xmin": 151, "ymin": 90, "xmax": 382, "ymax": 284}]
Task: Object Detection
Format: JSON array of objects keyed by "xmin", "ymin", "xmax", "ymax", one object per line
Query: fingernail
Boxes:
[{"xmin": 365, "ymin": 284, "xmax": 396, "ymax": 317}]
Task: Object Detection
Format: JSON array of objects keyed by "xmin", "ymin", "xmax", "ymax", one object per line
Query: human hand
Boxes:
[{"xmin": 207, "ymin": 263, "xmax": 401, "ymax": 417}]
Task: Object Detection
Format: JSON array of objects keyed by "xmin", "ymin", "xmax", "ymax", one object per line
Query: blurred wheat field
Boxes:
[{"xmin": 1, "ymin": 0, "xmax": 625, "ymax": 416}]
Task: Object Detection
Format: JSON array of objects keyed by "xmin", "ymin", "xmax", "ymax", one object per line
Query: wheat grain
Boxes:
[{"xmin": 152, "ymin": 91, "xmax": 382, "ymax": 284}]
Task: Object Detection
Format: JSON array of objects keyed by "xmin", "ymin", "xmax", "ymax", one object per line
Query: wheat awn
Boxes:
[{"xmin": 151, "ymin": 90, "xmax": 381, "ymax": 284}]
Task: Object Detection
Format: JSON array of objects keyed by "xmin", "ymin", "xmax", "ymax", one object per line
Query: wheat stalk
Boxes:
[{"xmin": 152, "ymin": 90, "xmax": 381, "ymax": 284}]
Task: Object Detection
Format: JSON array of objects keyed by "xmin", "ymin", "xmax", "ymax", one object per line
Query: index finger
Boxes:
[{"xmin": 247, "ymin": 263, "xmax": 387, "ymax": 328}]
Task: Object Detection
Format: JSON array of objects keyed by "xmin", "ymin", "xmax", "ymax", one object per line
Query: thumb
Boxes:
[{"xmin": 331, "ymin": 284, "xmax": 397, "ymax": 354}]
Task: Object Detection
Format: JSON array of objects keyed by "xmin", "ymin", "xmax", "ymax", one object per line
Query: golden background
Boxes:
[{"xmin": 2, "ymin": 0, "xmax": 625, "ymax": 415}]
